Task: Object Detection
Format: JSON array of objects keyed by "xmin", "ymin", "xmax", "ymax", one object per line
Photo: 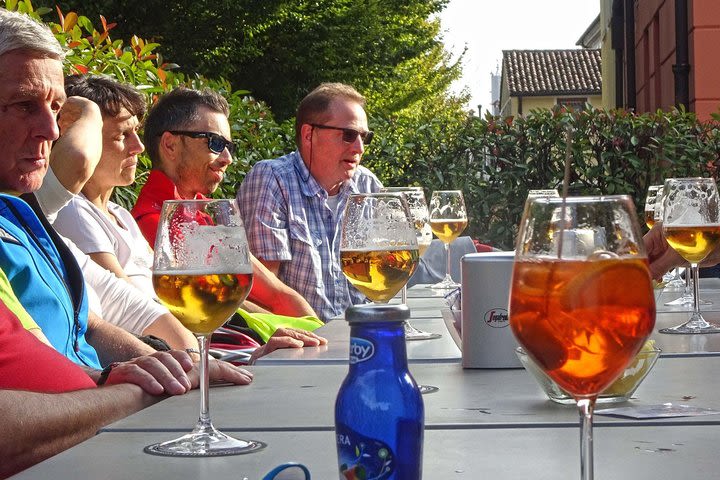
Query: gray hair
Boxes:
[{"xmin": 0, "ymin": 9, "xmax": 65, "ymax": 59}]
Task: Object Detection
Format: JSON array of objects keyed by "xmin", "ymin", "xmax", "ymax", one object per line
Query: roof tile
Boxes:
[{"xmin": 502, "ymin": 49, "xmax": 601, "ymax": 96}]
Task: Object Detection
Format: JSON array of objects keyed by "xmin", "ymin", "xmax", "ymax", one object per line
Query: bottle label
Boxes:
[
  {"xmin": 336, "ymin": 422, "xmax": 395, "ymax": 479},
  {"xmin": 349, "ymin": 336, "xmax": 374, "ymax": 364}
]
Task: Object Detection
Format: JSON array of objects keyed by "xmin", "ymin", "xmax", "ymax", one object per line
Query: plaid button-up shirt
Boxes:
[{"xmin": 237, "ymin": 151, "xmax": 382, "ymax": 322}]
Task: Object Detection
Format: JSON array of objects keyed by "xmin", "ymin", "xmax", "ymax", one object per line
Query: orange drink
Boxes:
[
  {"xmin": 664, "ymin": 224, "xmax": 720, "ymax": 264},
  {"xmin": 510, "ymin": 257, "xmax": 655, "ymax": 397}
]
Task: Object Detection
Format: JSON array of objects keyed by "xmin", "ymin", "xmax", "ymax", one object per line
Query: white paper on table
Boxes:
[{"xmin": 596, "ymin": 403, "xmax": 720, "ymax": 419}]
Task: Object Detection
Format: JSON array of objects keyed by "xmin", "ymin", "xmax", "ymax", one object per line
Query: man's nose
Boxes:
[
  {"xmin": 217, "ymin": 147, "xmax": 233, "ymax": 165},
  {"xmin": 36, "ymin": 106, "xmax": 61, "ymax": 142},
  {"xmin": 349, "ymin": 134, "xmax": 364, "ymax": 155}
]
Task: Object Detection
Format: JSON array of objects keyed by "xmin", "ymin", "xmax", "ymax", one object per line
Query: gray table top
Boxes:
[
  {"xmin": 256, "ymin": 316, "xmax": 461, "ymax": 365},
  {"xmin": 103, "ymin": 356, "xmax": 720, "ymax": 432},
  {"xmin": 14, "ymin": 425, "xmax": 720, "ymax": 480},
  {"xmin": 651, "ymin": 278, "xmax": 720, "ymax": 356}
]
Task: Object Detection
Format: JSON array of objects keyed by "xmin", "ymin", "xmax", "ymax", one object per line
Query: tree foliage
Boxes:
[{"xmin": 47, "ymin": 0, "xmax": 463, "ymax": 120}]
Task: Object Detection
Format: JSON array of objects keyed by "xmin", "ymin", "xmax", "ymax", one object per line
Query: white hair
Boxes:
[{"xmin": 0, "ymin": 9, "xmax": 64, "ymax": 59}]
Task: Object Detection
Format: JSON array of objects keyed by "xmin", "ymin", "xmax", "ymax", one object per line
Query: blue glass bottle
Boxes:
[{"xmin": 335, "ymin": 304, "xmax": 424, "ymax": 480}]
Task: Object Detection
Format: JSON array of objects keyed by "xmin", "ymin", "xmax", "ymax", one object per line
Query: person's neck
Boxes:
[
  {"xmin": 157, "ymin": 166, "xmax": 195, "ymax": 199},
  {"xmin": 323, "ymin": 181, "xmax": 343, "ymax": 196},
  {"xmin": 81, "ymin": 181, "xmax": 114, "ymax": 213}
]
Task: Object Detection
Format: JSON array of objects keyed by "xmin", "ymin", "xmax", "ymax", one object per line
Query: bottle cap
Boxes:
[{"xmin": 345, "ymin": 304, "xmax": 410, "ymax": 324}]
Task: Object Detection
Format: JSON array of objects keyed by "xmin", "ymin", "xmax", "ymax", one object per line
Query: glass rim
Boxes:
[
  {"xmin": 160, "ymin": 198, "xmax": 238, "ymax": 205},
  {"xmin": 348, "ymin": 192, "xmax": 406, "ymax": 198},
  {"xmin": 527, "ymin": 194, "xmax": 633, "ymax": 205},
  {"xmin": 665, "ymin": 176, "xmax": 713, "ymax": 182},
  {"xmin": 380, "ymin": 186, "xmax": 423, "ymax": 191}
]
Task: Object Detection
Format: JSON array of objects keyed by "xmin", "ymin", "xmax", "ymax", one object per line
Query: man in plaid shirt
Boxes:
[{"xmin": 237, "ymin": 83, "xmax": 382, "ymax": 322}]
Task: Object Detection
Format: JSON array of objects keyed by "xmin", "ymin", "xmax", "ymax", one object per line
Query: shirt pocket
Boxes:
[{"xmin": 288, "ymin": 219, "xmax": 322, "ymax": 248}]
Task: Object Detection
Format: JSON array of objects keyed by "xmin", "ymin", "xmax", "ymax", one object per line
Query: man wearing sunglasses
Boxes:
[
  {"xmin": 237, "ymin": 83, "xmax": 382, "ymax": 322},
  {"xmin": 132, "ymin": 88, "xmax": 319, "ymax": 321}
]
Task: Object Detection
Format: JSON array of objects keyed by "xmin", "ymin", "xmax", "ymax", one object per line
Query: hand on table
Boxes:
[
  {"xmin": 249, "ymin": 327, "xmax": 328, "ymax": 364},
  {"xmin": 103, "ymin": 350, "xmax": 253, "ymax": 396}
]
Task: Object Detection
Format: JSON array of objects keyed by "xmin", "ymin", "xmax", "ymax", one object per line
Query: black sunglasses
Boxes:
[
  {"xmin": 167, "ymin": 130, "xmax": 236, "ymax": 155},
  {"xmin": 310, "ymin": 124, "xmax": 374, "ymax": 145}
]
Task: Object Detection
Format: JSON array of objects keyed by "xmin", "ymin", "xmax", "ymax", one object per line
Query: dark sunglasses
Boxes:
[
  {"xmin": 310, "ymin": 124, "xmax": 374, "ymax": 145},
  {"xmin": 167, "ymin": 130, "xmax": 236, "ymax": 155}
]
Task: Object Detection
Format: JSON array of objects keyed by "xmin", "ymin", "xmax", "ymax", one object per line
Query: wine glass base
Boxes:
[
  {"xmin": 406, "ymin": 331, "xmax": 442, "ymax": 341},
  {"xmin": 659, "ymin": 323, "xmax": 720, "ymax": 335},
  {"xmin": 427, "ymin": 278, "xmax": 460, "ymax": 289},
  {"xmin": 419, "ymin": 385, "xmax": 439, "ymax": 394},
  {"xmin": 663, "ymin": 278, "xmax": 686, "ymax": 291},
  {"xmin": 144, "ymin": 429, "xmax": 266, "ymax": 457},
  {"xmin": 664, "ymin": 294, "xmax": 712, "ymax": 307}
]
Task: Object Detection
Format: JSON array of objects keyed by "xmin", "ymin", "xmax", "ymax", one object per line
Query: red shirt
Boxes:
[
  {"xmin": 0, "ymin": 300, "xmax": 96, "ymax": 393},
  {"xmin": 131, "ymin": 170, "xmax": 207, "ymax": 248}
]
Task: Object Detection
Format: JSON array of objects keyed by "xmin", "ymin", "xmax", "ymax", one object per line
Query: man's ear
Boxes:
[
  {"xmin": 158, "ymin": 131, "xmax": 179, "ymax": 163},
  {"xmin": 300, "ymin": 123, "xmax": 313, "ymax": 148}
]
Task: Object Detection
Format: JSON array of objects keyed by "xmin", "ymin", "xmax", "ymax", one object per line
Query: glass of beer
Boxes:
[
  {"xmin": 145, "ymin": 199, "xmax": 264, "ymax": 457},
  {"xmin": 428, "ymin": 190, "xmax": 468, "ymax": 289},
  {"xmin": 380, "ymin": 187, "xmax": 439, "ymax": 340},
  {"xmin": 660, "ymin": 178, "xmax": 720, "ymax": 334},
  {"xmin": 510, "ymin": 196, "xmax": 655, "ymax": 480},
  {"xmin": 644, "ymin": 185, "xmax": 663, "ymax": 229},
  {"xmin": 340, "ymin": 193, "xmax": 419, "ymax": 304}
]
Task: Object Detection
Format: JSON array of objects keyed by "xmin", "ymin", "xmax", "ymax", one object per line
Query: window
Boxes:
[{"xmin": 556, "ymin": 97, "xmax": 588, "ymax": 111}]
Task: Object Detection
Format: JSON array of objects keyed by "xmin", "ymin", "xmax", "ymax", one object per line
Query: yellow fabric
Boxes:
[
  {"xmin": 235, "ymin": 309, "xmax": 323, "ymax": 343},
  {"xmin": 0, "ymin": 267, "xmax": 40, "ymax": 330}
]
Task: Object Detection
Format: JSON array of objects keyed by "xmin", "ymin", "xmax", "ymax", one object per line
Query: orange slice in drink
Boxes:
[{"xmin": 559, "ymin": 257, "xmax": 653, "ymax": 311}]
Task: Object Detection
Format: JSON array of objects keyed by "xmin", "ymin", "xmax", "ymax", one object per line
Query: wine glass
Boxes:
[
  {"xmin": 644, "ymin": 185, "xmax": 663, "ymax": 229},
  {"xmin": 651, "ymin": 184, "xmax": 688, "ymax": 294},
  {"xmin": 340, "ymin": 193, "xmax": 419, "ymax": 304},
  {"xmin": 145, "ymin": 199, "xmax": 264, "ymax": 457},
  {"xmin": 428, "ymin": 190, "xmax": 468, "ymax": 289},
  {"xmin": 510, "ymin": 195, "xmax": 655, "ymax": 480},
  {"xmin": 381, "ymin": 187, "xmax": 440, "ymax": 341},
  {"xmin": 659, "ymin": 178, "xmax": 720, "ymax": 334}
]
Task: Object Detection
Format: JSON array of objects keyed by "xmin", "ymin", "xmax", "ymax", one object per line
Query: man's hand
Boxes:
[
  {"xmin": 103, "ymin": 350, "xmax": 254, "ymax": 395},
  {"xmin": 643, "ymin": 224, "xmax": 683, "ymax": 280},
  {"xmin": 249, "ymin": 327, "xmax": 328, "ymax": 364}
]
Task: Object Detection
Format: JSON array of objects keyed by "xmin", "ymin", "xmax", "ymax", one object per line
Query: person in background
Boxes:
[
  {"xmin": 132, "ymin": 87, "xmax": 319, "ymax": 321},
  {"xmin": 237, "ymin": 83, "xmax": 382, "ymax": 322}
]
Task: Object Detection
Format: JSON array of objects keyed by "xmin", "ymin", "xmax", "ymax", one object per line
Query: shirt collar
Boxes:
[{"xmin": 131, "ymin": 170, "xmax": 207, "ymax": 217}]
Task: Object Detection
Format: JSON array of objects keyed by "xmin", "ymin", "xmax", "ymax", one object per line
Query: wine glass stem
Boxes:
[
  {"xmin": 578, "ymin": 398, "xmax": 595, "ymax": 480},
  {"xmin": 401, "ymin": 284, "xmax": 408, "ymax": 305},
  {"xmin": 445, "ymin": 241, "xmax": 451, "ymax": 281},
  {"xmin": 691, "ymin": 263, "xmax": 701, "ymax": 315},
  {"xmin": 197, "ymin": 334, "xmax": 212, "ymax": 429}
]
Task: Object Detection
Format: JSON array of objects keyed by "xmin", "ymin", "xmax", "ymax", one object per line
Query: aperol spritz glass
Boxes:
[{"xmin": 510, "ymin": 196, "xmax": 655, "ymax": 480}]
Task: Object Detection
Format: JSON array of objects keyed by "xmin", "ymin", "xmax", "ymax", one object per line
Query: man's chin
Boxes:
[{"xmin": 5, "ymin": 175, "xmax": 45, "ymax": 195}]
